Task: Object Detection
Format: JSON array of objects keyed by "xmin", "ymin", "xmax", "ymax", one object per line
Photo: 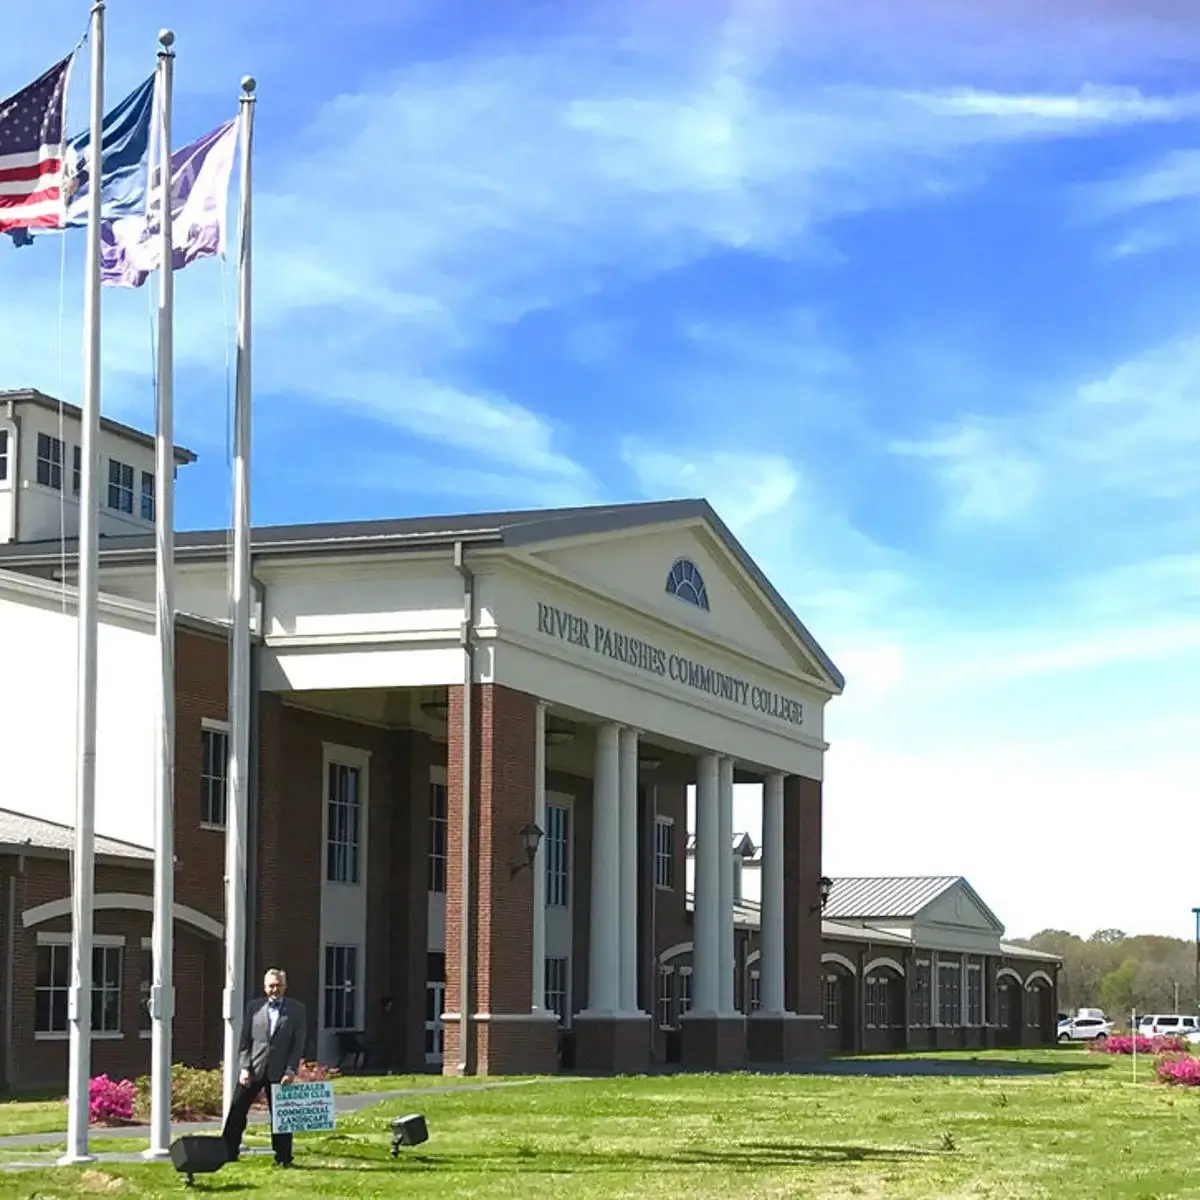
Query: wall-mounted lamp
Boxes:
[
  {"xmin": 809, "ymin": 875, "xmax": 833, "ymax": 914},
  {"xmin": 511, "ymin": 820, "xmax": 544, "ymax": 877},
  {"xmin": 544, "ymin": 716, "xmax": 575, "ymax": 745}
]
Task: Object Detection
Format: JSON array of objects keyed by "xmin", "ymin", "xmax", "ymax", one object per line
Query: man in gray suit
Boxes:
[{"xmin": 221, "ymin": 967, "xmax": 307, "ymax": 1167}]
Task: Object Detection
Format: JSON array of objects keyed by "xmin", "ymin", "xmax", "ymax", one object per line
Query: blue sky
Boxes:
[{"xmin": 3, "ymin": 0, "xmax": 1200, "ymax": 940}]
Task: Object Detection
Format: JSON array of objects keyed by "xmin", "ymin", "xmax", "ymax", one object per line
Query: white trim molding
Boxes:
[
  {"xmin": 863, "ymin": 956, "xmax": 906, "ymax": 977},
  {"xmin": 996, "ymin": 967, "xmax": 1023, "ymax": 985},
  {"xmin": 821, "ymin": 952, "xmax": 857, "ymax": 975},
  {"xmin": 1025, "ymin": 970, "xmax": 1053, "ymax": 989},
  {"xmin": 659, "ymin": 941, "xmax": 693, "ymax": 964},
  {"xmin": 22, "ymin": 893, "xmax": 223, "ymax": 939}
]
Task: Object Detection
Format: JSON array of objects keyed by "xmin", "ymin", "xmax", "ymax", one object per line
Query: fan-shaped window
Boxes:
[{"xmin": 665, "ymin": 557, "xmax": 710, "ymax": 611}]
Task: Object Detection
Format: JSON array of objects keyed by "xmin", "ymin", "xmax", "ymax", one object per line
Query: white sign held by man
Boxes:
[{"xmin": 271, "ymin": 1081, "xmax": 337, "ymax": 1135}]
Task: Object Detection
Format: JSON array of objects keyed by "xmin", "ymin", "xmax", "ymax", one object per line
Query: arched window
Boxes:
[{"xmin": 665, "ymin": 557, "xmax": 710, "ymax": 611}]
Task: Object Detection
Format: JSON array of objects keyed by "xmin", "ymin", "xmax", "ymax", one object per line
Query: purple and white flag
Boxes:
[{"xmin": 101, "ymin": 118, "xmax": 237, "ymax": 288}]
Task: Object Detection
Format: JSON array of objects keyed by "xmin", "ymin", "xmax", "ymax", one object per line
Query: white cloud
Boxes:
[
  {"xmin": 891, "ymin": 422, "xmax": 1042, "ymax": 524},
  {"xmin": 892, "ymin": 332, "xmax": 1200, "ymax": 535}
]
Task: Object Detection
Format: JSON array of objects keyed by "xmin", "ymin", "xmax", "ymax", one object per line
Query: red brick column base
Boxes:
[
  {"xmin": 680, "ymin": 1016, "xmax": 747, "ymax": 1070},
  {"xmin": 573, "ymin": 1015, "xmax": 652, "ymax": 1075},
  {"xmin": 442, "ymin": 1013, "xmax": 560, "ymax": 1076},
  {"xmin": 745, "ymin": 1014, "xmax": 823, "ymax": 1064}
]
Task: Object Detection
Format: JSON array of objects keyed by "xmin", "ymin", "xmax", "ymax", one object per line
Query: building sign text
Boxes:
[{"xmin": 535, "ymin": 601, "xmax": 803, "ymax": 726}]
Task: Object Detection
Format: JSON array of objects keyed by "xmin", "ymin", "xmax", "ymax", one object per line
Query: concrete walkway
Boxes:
[{"xmin": 0, "ymin": 1078, "xmax": 546, "ymax": 1167}]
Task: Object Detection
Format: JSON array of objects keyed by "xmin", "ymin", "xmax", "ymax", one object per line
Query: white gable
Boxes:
[{"xmin": 522, "ymin": 521, "xmax": 832, "ymax": 687}]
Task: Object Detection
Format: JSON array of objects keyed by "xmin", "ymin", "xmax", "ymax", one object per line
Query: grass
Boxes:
[
  {"xmin": 0, "ymin": 1048, "xmax": 1197, "ymax": 1196},
  {"xmin": 0, "ymin": 1072, "xmax": 488, "ymax": 1139}
]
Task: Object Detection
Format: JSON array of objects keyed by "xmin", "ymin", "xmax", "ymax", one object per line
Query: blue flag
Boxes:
[{"xmin": 7, "ymin": 74, "xmax": 153, "ymax": 247}]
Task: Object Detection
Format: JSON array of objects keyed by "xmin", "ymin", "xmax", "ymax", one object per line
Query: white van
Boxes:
[{"xmin": 1137, "ymin": 1015, "xmax": 1199, "ymax": 1037}]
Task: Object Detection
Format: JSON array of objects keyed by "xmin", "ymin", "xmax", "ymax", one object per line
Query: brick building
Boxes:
[{"xmin": 0, "ymin": 389, "xmax": 846, "ymax": 1084}]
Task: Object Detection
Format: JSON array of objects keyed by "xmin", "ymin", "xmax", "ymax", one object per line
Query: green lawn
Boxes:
[{"xmin": 0, "ymin": 1049, "xmax": 1197, "ymax": 1197}]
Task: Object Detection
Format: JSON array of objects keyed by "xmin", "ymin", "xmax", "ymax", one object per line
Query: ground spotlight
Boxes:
[
  {"xmin": 391, "ymin": 1113, "xmax": 429, "ymax": 1157},
  {"xmin": 168, "ymin": 1134, "xmax": 228, "ymax": 1186}
]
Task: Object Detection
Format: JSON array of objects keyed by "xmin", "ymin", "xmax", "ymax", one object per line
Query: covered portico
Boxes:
[{"xmin": 66, "ymin": 499, "xmax": 844, "ymax": 1075}]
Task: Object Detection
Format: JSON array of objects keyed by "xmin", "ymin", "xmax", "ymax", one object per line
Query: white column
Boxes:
[
  {"xmin": 760, "ymin": 772, "xmax": 786, "ymax": 1014},
  {"xmin": 531, "ymin": 701, "xmax": 547, "ymax": 1012},
  {"xmin": 718, "ymin": 757, "xmax": 735, "ymax": 1015},
  {"xmin": 691, "ymin": 754, "xmax": 721, "ymax": 1016},
  {"xmin": 585, "ymin": 723, "xmax": 621, "ymax": 1014},
  {"xmin": 618, "ymin": 727, "xmax": 641, "ymax": 1014}
]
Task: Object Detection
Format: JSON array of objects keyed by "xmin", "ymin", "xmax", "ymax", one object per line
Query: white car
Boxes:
[
  {"xmin": 1138, "ymin": 1015, "xmax": 1200, "ymax": 1039},
  {"xmin": 1057, "ymin": 1016, "xmax": 1113, "ymax": 1042}
]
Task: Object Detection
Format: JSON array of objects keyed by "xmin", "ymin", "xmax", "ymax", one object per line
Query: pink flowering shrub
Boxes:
[
  {"xmin": 1092, "ymin": 1035, "xmax": 1188, "ymax": 1056},
  {"xmin": 88, "ymin": 1074, "xmax": 135, "ymax": 1125},
  {"xmin": 1157, "ymin": 1054, "xmax": 1200, "ymax": 1086}
]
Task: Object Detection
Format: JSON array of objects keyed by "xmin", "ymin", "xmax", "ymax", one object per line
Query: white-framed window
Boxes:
[
  {"xmin": 326, "ymin": 760, "xmax": 363, "ymax": 884},
  {"xmin": 200, "ymin": 721, "xmax": 229, "ymax": 828},
  {"xmin": 865, "ymin": 974, "xmax": 892, "ymax": 1028},
  {"xmin": 140, "ymin": 470, "xmax": 155, "ymax": 522},
  {"xmin": 428, "ymin": 780, "xmax": 447, "ymax": 893},
  {"xmin": 35, "ymin": 934, "xmax": 124, "ymax": 1038},
  {"xmin": 323, "ymin": 944, "xmax": 359, "ymax": 1030},
  {"xmin": 139, "ymin": 938, "xmax": 153, "ymax": 1037},
  {"xmin": 34, "ymin": 939, "xmax": 69, "ymax": 1035},
  {"xmin": 678, "ymin": 966, "xmax": 693, "ymax": 1020},
  {"xmin": 545, "ymin": 956, "xmax": 569, "ymax": 1024},
  {"xmin": 654, "ymin": 817, "xmax": 674, "ymax": 890},
  {"xmin": 823, "ymin": 973, "xmax": 841, "ymax": 1027},
  {"xmin": 748, "ymin": 969, "xmax": 761, "ymax": 1013},
  {"xmin": 938, "ymin": 962, "xmax": 962, "ymax": 1027},
  {"xmin": 36, "ymin": 432, "xmax": 63, "ymax": 490},
  {"xmin": 656, "ymin": 966, "xmax": 674, "ymax": 1029},
  {"xmin": 967, "ymin": 963, "xmax": 983, "ymax": 1026},
  {"xmin": 0, "ymin": 428, "xmax": 9, "ymax": 482},
  {"xmin": 107, "ymin": 458, "xmax": 134, "ymax": 513},
  {"xmin": 545, "ymin": 802, "xmax": 570, "ymax": 908},
  {"xmin": 93, "ymin": 944, "xmax": 123, "ymax": 1034},
  {"xmin": 911, "ymin": 959, "xmax": 932, "ymax": 1025}
]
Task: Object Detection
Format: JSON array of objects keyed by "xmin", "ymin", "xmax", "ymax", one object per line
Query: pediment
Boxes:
[
  {"xmin": 916, "ymin": 881, "xmax": 1005, "ymax": 937},
  {"xmin": 516, "ymin": 520, "xmax": 837, "ymax": 690}
]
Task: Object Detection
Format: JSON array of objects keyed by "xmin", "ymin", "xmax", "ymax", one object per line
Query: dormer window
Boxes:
[
  {"xmin": 665, "ymin": 557, "xmax": 710, "ymax": 611},
  {"xmin": 36, "ymin": 433, "xmax": 63, "ymax": 491},
  {"xmin": 140, "ymin": 471, "xmax": 155, "ymax": 522},
  {"xmin": 107, "ymin": 459, "xmax": 134, "ymax": 514}
]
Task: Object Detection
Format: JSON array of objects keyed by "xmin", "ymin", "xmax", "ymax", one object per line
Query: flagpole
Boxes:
[
  {"xmin": 61, "ymin": 0, "xmax": 105, "ymax": 1166},
  {"xmin": 222, "ymin": 73, "xmax": 255, "ymax": 1123},
  {"xmin": 146, "ymin": 28, "xmax": 177, "ymax": 1162}
]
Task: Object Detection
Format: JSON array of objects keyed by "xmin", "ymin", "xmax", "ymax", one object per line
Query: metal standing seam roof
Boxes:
[
  {"xmin": 0, "ymin": 808, "xmax": 153, "ymax": 861},
  {"xmin": 823, "ymin": 876, "xmax": 963, "ymax": 920},
  {"xmin": 0, "ymin": 494, "xmax": 844, "ymax": 691}
]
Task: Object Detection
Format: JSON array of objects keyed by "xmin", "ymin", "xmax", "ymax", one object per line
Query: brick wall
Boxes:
[
  {"xmin": 1, "ymin": 854, "xmax": 216, "ymax": 1091},
  {"xmin": 784, "ymin": 774, "xmax": 822, "ymax": 1017},
  {"xmin": 444, "ymin": 683, "xmax": 541, "ymax": 1071}
]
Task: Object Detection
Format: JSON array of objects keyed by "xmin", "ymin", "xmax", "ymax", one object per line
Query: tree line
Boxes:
[{"xmin": 1011, "ymin": 928, "xmax": 1200, "ymax": 1018}]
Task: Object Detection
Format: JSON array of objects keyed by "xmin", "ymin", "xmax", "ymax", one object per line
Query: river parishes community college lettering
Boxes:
[{"xmin": 535, "ymin": 602, "xmax": 805, "ymax": 726}]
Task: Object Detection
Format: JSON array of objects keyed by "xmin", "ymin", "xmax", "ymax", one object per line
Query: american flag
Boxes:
[{"xmin": 0, "ymin": 56, "xmax": 73, "ymax": 234}]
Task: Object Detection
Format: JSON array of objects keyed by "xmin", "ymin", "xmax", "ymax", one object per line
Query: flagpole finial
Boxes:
[
  {"xmin": 158, "ymin": 29, "xmax": 175, "ymax": 50},
  {"xmin": 241, "ymin": 76, "xmax": 257, "ymax": 96}
]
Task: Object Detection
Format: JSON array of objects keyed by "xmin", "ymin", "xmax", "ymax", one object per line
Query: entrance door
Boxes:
[{"xmin": 425, "ymin": 980, "xmax": 445, "ymax": 1067}]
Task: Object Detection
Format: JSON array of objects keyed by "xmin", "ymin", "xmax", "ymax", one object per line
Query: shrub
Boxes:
[
  {"xmin": 88, "ymin": 1075, "xmax": 135, "ymax": 1125},
  {"xmin": 1092, "ymin": 1035, "xmax": 1189, "ymax": 1056},
  {"xmin": 131, "ymin": 1061, "xmax": 342, "ymax": 1119},
  {"xmin": 1157, "ymin": 1054, "xmax": 1200, "ymax": 1086},
  {"xmin": 133, "ymin": 1064, "xmax": 225, "ymax": 1122}
]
